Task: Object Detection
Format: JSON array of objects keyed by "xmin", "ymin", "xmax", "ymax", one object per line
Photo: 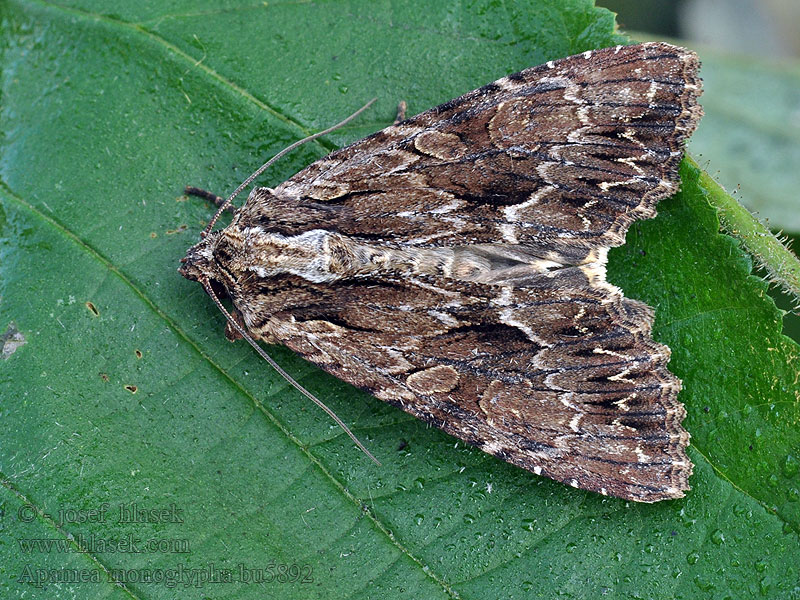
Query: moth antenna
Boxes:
[
  {"xmin": 202, "ymin": 97, "xmax": 378, "ymax": 237},
  {"xmin": 201, "ymin": 278, "xmax": 381, "ymax": 466}
]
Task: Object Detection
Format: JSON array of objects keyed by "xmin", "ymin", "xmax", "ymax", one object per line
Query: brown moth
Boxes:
[{"xmin": 179, "ymin": 42, "xmax": 702, "ymax": 502}]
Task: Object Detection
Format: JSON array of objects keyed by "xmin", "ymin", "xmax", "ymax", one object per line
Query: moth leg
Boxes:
[
  {"xmin": 184, "ymin": 186, "xmax": 237, "ymax": 215},
  {"xmin": 223, "ymin": 307, "xmax": 246, "ymax": 341},
  {"xmin": 394, "ymin": 100, "xmax": 407, "ymax": 124}
]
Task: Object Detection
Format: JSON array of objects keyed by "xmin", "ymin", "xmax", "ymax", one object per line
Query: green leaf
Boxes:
[
  {"xmin": 687, "ymin": 47, "xmax": 800, "ymax": 233},
  {"xmin": 1, "ymin": 1, "xmax": 798, "ymax": 599}
]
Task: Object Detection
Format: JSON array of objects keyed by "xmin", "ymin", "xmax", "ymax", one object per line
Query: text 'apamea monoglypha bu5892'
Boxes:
[{"xmin": 179, "ymin": 42, "xmax": 703, "ymax": 502}]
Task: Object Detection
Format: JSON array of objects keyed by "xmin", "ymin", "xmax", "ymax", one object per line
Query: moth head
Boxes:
[{"xmin": 178, "ymin": 230, "xmax": 238, "ymax": 299}]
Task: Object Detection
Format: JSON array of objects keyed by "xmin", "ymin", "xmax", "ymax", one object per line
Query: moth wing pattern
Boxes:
[
  {"xmin": 202, "ymin": 42, "xmax": 702, "ymax": 502},
  {"xmin": 256, "ymin": 271, "xmax": 687, "ymax": 502},
  {"xmin": 249, "ymin": 42, "xmax": 702, "ymax": 256}
]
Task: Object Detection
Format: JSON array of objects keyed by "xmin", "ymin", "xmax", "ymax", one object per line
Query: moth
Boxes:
[{"xmin": 180, "ymin": 42, "xmax": 702, "ymax": 502}]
